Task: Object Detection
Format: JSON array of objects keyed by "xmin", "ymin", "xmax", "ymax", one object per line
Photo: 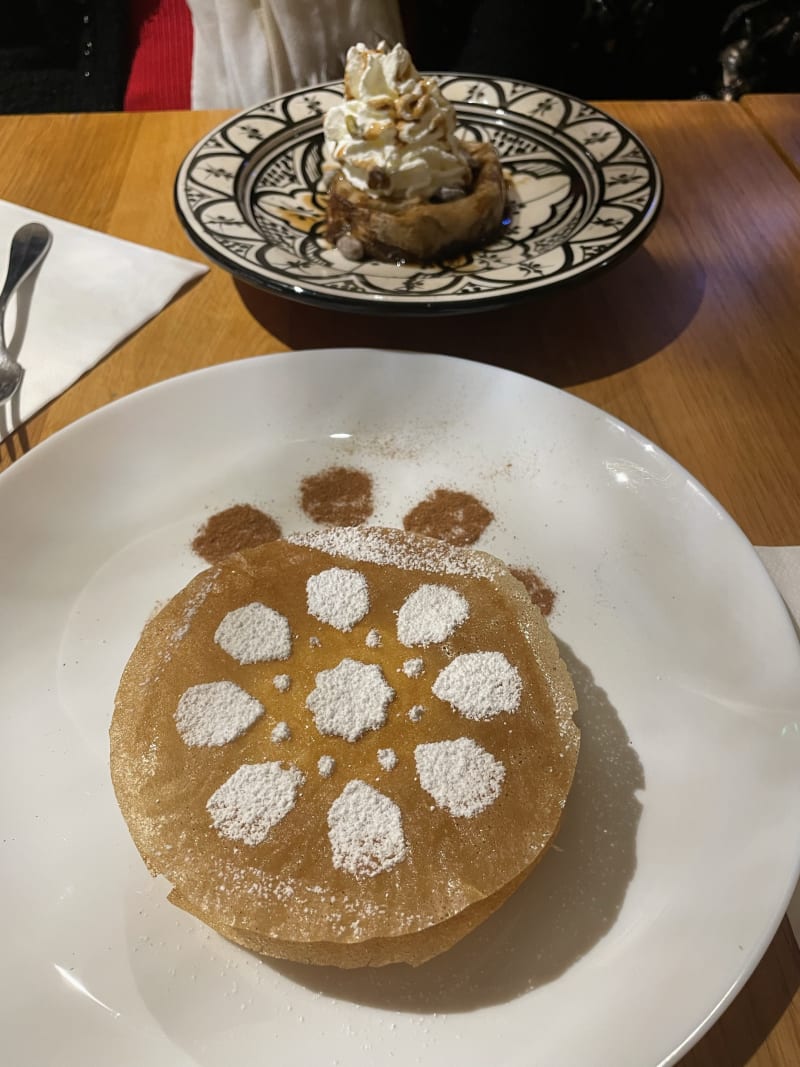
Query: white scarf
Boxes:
[{"xmin": 187, "ymin": 0, "xmax": 405, "ymax": 109}]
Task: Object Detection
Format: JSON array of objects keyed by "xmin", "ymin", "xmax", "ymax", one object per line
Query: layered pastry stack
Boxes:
[{"xmin": 111, "ymin": 527, "xmax": 579, "ymax": 967}]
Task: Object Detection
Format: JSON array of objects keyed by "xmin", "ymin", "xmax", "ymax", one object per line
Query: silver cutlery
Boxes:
[{"xmin": 0, "ymin": 222, "xmax": 53, "ymax": 405}]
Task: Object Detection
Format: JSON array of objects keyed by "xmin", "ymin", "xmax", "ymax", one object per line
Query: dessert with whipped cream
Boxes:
[
  {"xmin": 111, "ymin": 527, "xmax": 579, "ymax": 967},
  {"xmin": 322, "ymin": 42, "xmax": 508, "ymax": 263}
]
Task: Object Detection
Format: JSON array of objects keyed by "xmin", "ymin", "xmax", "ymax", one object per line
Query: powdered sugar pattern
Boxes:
[
  {"xmin": 306, "ymin": 658, "xmax": 395, "ymax": 741},
  {"xmin": 175, "ymin": 681, "xmax": 264, "ymax": 747},
  {"xmin": 318, "ymin": 754, "xmax": 336, "ymax": 778},
  {"xmin": 214, "ymin": 602, "xmax": 292, "ymax": 663},
  {"xmin": 433, "ymin": 651, "xmax": 522, "ymax": 719},
  {"xmin": 415, "ymin": 738, "xmax": 505, "ymax": 817},
  {"xmin": 378, "ymin": 747, "xmax": 398, "ymax": 771},
  {"xmin": 162, "ymin": 530, "xmax": 562, "ymax": 873},
  {"xmin": 306, "ymin": 567, "xmax": 369, "ymax": 631},
  {"xmin": 207, "ymin": 761, "xmax": 305, "ymax": 845},
  {"xmin": 169, "ymin": 570, "xmax": 219, "ymax": 647},
  {"xmin": 289, "ymin": 526, "xmax": 495, "ymax": 578},
  {"xmin": 327, "ymin": 780, "xmax": 407, "ymax": 877},
  {"xmin": 401, "ymin": 658, "xmax": 424, "ymax": 678},
  {"xmin": 397, "ymin": 583, "xmax": 470, "ymax": 647}
]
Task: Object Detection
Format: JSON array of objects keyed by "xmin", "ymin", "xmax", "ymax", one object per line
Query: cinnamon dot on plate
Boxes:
[
  {"xmin": 402, "ymin": 489, "xmax": 493, "ymax": 546},
  {"xmin": 300, "ymin": 466, "xmax": 374, "ymax": 526},
  {"xmin": 192, "ymin": 505, "xmax": 281, "ymax": 563}
]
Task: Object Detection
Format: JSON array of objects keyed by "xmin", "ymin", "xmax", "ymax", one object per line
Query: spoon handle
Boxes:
[{"xmin": 0, "ymin": 223, "xmax": 53, "ymax": 309}]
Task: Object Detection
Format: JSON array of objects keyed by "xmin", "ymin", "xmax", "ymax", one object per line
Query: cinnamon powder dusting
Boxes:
[
  {"xmin": 403, "ymin": 488, "xmax": 494, "ymax": 546},
  {"xmin": 192, "ymin": 505, "xmax": 281, "ymax": 563},
  {"xmin": 509, "ymin": 566, "xmax": 556, "ymax": 617},
  {"xmin": 300, "ymin": 466, "xmax": 374, "ymax": 526}
]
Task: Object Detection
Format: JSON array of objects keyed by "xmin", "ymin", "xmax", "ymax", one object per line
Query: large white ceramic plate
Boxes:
[
  {"xmin": 1, "ymin": 349, "xmax": 799, "ymax": 1067},
  {"xmin": 174, "ymin": 76, "xmax": 662, "ymax": 314}
]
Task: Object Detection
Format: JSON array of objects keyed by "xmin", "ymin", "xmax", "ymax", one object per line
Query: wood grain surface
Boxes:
[
  {"xmin": 0, "ymin": 98, "xmax": 798, "ymax": 1065},
  {"xmin": 741, "ymin": 94, "xmax": 800, "ymax": 178}
]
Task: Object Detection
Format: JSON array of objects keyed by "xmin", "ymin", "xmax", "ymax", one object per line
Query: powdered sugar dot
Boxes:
[
  {"xmin": 207, "ymin": 762, "xmax": 305, "ymax": 845},
  {"xmin": 306, "ymin": 658, "xmax": 395, "ymax": 741},
  {"xmin": 307, "ymin": 568, "xmax": 369, "ymax": 632},
  {"xmin": 271, "ymin": 721, "xmax": 291, "ymax": 743},
  {"xmin": 415, "ymin": 738, "xmax": 505, "ymax": 817},
  {"xmin": 408, "ymin": 704, "xmax": 425, "ymax": 722},
  {"xmin": 397, "ymin": 584, "xmax": 470, "ymax": 647},
  {"xmin": 214, "ymin": 602, "xmax": 291, "ymax": 663},
  {"xmin": 327, "ymin": 780, "xmax": 407, "ymax": 877},
  {"xmin": 401, "ymin": 658, "xmax": 424, "ymax": 678},
  {"xmin": 377, "ymin": 748, "xmax": 398, "ymax": 771},
  {"xmin": 318, "ymin": 755, "xmax": 336, "ymax": 778},
  {"xmin": 432, "ymin": 652, "xmax": 522, "ymax": 719},
  {"xmin": 273, "ymin": 674, "xmax": 291, "ymax": 692},
  {"xmin": 309, "ymin": 636, "xmax": 321, "ymax": 648},
  {"xmin": 175, "ymin": 682, "xmax": 263, "ymax": 747},
  {"xmin": 365, "ymin": 629, "xmax": 382, "ymax": 648}
]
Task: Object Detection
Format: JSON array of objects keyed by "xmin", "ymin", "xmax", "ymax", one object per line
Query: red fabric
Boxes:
[{"xmin": 124, "ymin": 0, "xmax": 193, "ymax": 111}]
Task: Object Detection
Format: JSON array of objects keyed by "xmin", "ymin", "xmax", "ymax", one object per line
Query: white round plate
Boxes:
[
  {"xmin": 174, "ymin": 76, "xmax": 662, "ymax": 315},
  {"xmin": 1, "ymin": 349, "xmax": 798, "ymax": 1067}
]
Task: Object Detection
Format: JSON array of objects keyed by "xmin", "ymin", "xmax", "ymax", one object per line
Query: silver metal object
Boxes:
[{"xmin": 0, "ymin": 222, "xmax": 53, "ymax": 405}]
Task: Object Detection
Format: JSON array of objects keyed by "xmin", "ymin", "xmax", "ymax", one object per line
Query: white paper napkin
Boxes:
[
  {"xmin": 755, "ymin": 545, "xmax": 800, "ymax": 944},
  {"xmin": 0, "ymin": 199, "xmax": 207, "ymax": 442}
]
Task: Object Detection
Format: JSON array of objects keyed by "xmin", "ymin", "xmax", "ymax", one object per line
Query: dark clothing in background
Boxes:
[
  {"xmin": 407, "ymin": 0, "xmax": 799, "ymax": 100},
  {"xmin": 0, "ymin": 0, "xmax": 798, "ymax": 114},
  {"xmin": 0, "ymin": 1, "xmax": 128, "ymax": 114}
]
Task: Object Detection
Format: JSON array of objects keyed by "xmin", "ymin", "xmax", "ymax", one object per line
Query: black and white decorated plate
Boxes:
[{"xmin": 174, "ymin": 75, "xmax": 663, "ymax": 315}]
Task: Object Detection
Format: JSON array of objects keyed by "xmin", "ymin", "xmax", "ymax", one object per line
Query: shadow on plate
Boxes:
[
  {"xmin": 234, "ymin": 245, "xmax": 705, "ymax": 388},
  {"xmin": 269, "ymin": 640, "xmax": 645, "ymax": 1012}
]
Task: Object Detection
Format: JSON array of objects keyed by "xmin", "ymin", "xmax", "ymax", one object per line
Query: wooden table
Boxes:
[
  {"xmin": 741, "ymin": 93, "xmax": 800, "ymax": 178},
  {"xmin": 0, "ymin": 98, "xmax": 798, "ymax": 1064}
]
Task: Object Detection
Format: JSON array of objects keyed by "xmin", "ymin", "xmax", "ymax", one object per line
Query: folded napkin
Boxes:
[
  {"xmin": 755, "ymin": 545, "xmax": 800, "ymax": 945},
  {"xmin": 0, "ymin": 199, "xmax": 207, "ymax": 443}
]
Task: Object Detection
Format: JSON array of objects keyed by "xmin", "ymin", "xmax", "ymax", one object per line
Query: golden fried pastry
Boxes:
[
  {"xmin": 326, "ymin": 142, "xmax": 507, "ymax": 264},
  {"xmin": 111, "ymin": 527, "xmax": 579, "ymax": 967}
]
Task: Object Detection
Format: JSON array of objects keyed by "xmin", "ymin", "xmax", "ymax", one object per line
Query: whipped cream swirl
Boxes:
[{"xmin": 323, "ymin": 42, "xmax": 472, "ymax": 202}]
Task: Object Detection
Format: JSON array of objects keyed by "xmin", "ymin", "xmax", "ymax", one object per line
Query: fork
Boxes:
[{"xmin": 0, "ymin": 222, "xmax": 53, "ymax": 405}]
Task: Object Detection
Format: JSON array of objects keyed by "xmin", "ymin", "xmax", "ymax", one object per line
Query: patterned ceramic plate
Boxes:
[{"xmin": 174, "ymin": 76, "xmax": 663, "ymax": 315}]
